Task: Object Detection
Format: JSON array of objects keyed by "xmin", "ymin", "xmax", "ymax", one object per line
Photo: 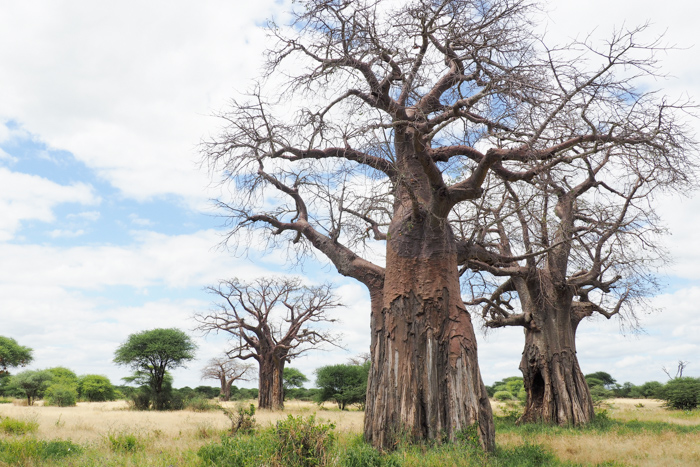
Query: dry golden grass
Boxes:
[
  {"xmin": 495, "ymin": 398, "xmax": 700, "ymax": 466},
  {"xmin": 0, "ymin": 399, "xmax": 363, "ymax": 454},
  {"xmin": 2, "ymin": 397, "xmax": 700, "ymax": 466}
]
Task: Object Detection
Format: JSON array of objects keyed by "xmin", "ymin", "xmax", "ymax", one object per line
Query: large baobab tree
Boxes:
[
  {"xmin": 201, "ymin": 356, "xmax": 254, "ymax": 401},
  {"xmin": 203, "ymin": 0, "xmax": 695, "ymax": 449},
  {"xmin": 195, "ymin": 277, "xmax": 341, "ymax": 410}
]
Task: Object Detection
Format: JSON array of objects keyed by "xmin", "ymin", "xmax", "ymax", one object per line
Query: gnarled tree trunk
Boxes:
[
  {"xmin": 258, "ymin": 354, "xmax": 284, "ymax": 410},
  {"xmin": 516, "ymin": 278, "xmax": 594, "ymax": 425},
  {"xmin": 364, "ymin": 213, "xmax": 494, "ymax": 451}
]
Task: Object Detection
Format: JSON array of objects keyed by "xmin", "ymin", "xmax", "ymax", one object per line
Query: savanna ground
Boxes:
[{"xmin": 1, "ymin": 398, "xmax": 699, "ymax": 466}]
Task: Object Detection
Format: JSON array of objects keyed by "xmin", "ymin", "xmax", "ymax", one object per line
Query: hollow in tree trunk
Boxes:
[{"xmin": 364, "ymin": 214, "xmax": 495, "ymax": 451}]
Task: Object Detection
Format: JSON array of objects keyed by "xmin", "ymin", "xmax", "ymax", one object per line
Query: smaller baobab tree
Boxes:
[
  {"xmin": 462, "ymin": 147, "xmax": 690, "ymax": 425},
  {"xmin": 201, "ymin": 356, "xmax": 254, "ymax": 401},
  {"xmin": 195, "ymin": 277, "xmax": 341, "ymax": 410}
]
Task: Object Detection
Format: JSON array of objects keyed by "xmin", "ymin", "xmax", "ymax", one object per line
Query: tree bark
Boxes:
[
  {"xmin": 221, "ymin": 376, "xmax": 232, "ymax": 401},
  {"xmin": 364, "ymin": 212, "xmax": 494, "ymax": 451},
  {"xmin": 516, "ymin": 278, "xmax": 594, "ymax": 425},
  {"xmin": 258, "ymin": 355, "xmax": 284, "ymax": 410}
]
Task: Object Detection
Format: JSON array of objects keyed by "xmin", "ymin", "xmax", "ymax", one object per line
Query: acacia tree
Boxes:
[
  {"xmin": 203, "ymin": 0, "xmax": 693, "ymax": 449},
  {"xmin": 195, "ymin": 277, "xmax": 341, "ymax": 410},
  {"xmin": 113, "ymin": 328, "xmax": 197, "ymax": 410},
  {"xmin": 201, "ymin": 356, "xmax": 254, "ymax": 401},
  {"xmin": 0, "ymin": 336, "xmax": 33, "ymax": 375}
]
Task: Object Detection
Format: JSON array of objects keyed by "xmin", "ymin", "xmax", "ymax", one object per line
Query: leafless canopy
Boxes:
[
  {"xmin": 461, "ymin": 148, "xmax": 686, "ymax": 331},
  {"xmin": 203, "ymin": 0, "xmax": 695, "ymax": 289},
  {"xmin": 201, "ymin": 356, "xmax": 254, "ymax": 384},
  {"xmin": 195, "ymin": 277, "xmax": 342, "ymax": 363}
]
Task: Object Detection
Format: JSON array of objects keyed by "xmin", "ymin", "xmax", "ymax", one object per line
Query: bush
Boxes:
[
  {"xmin": 187, "ymin": 396, "xmax": 219, "ymax": 412},
  {"xmin": 274, "ymin": 414, "xmax": 336, "ymax": 467},
  {"xmin": 659, "ymin": 377, "xmax": 700, "ymax": 410},
  {"xmin": 0, "ymin": 439, "xmax": 82, "ymax": 464},
  {"xmin": 494, "ymin": 390, "xmax": 515, "ymax": 401},
  {"xmin": 223, "ymin": 403, "xmax": 257, "ymax": 435},
  {"xmin": 78, "ymin": 374, "xmax": 115, "ymax": 401},
  {"xmin": 198, "ymin": 432, "xmax": 275, "ymax": 467},
  {"xmin": 128, "ymin": 388, "xmax": 152, "ymax": 410},
  {"xmin": 639, "ymin": 381, "xmax": 664, "ymax": 399},
  {"xmin": 341, "ymin": 435, "xmax": 400, "ymax": 467},
  {"xmin": 44, "ymin": 384, "xmax": 77, "ymax": 407},
  {"xmin": 0, "ymin": 416, "xmax": 39, "ymax": 435},
  {"xmin": 106, "ymin": 431, "xmax": 145, "ymax": 453},
  {"xmin": 494, "ymin": 442, "xmax": 557, "ymax": 466}
]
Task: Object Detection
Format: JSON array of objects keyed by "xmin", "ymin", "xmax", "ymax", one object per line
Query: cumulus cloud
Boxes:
[
  {"xmin": 0, "ymin": 167, "xmax": 99, "ymax": 240},
  {"xmin": 0, "ymin": 1, "xmax": 291, "ymax": 207}
]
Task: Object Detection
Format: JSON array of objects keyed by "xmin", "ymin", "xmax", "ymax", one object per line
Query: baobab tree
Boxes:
[
  {"xmin": 462, "ymin": 144, "xmax": 691, "ymax": 424},
  {"xmin": 203, "ymin": 0, "xmax": 695, "ymax": 449},
  {"xmin": 195, "ymin": 277, "xmax": 341, "ymax": 410},
  {"xmin": 201, "ymin": 356, "xmax": 254, "ymax": 401}
]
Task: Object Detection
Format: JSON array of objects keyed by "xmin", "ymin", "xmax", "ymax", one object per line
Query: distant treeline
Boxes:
[{"xmin": 486, "ymin": 371, "xmax": 699, "ymax": 409}]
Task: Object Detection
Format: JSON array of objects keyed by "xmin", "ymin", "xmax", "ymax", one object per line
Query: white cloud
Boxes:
[
  {"xmin": 128, "ymin": 214, "xmax": 153, "ymax": 227},
  {"xmin": 67, "ymin": 211, "xmax": 100, "ymax": 222},
  {"xmin": 48, "ymin": 228, "xmax": 85, "ymax": 238},
  {"xmin": 0, "ymin": 167, "xmax": 99, "ymax": 240},
  {"xmin": 0, "ymin": 0, "xmax": 291, "ymax": 206},
  {"xmin": 0, "ymin": 229, "xmax": 272, "ymax": 290}
]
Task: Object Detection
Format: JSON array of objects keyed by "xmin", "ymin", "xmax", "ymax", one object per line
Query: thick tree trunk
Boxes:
[
  {"xmin": 258, "ymin": 355, "xmax": 284, "ymax": 410},
  {"xmin": 364, "ymin": 214, "xmax": 494, "ymax": 451},
  {"xmin": 517, "ymin": 280, "xmax": 594, "ymax": 425}
]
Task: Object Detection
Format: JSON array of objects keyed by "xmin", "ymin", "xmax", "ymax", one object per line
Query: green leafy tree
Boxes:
[
  {"xmin": 489, "ymin": 377, "xmax": 526, "ymax": 402},
  {"xmin": 659, "ymin": 378, "xmax": 700, "ymax": 410},
  {"xmin": 78, "ymin": 375, "xmax": 116, "ymax": 402},
  {"xmin": 0, "ymin": 336, "xmax": 33, "ymax": 375},
  {"xmin": 585, "ymin": 372, "xmax": 617, "ymax": 389},
  {"xmin": 283, "ymin": 367, "xmax": 309, "ymax": 401},
  {"xmin": 315, "ymin": 362, "xmax": 369, "ymax": 410},
  {"xmin": 113, "ymin": 328, "xmax": 197, "ymax": 410},
  {"xmin": 639, "ymin": 381, "xmax": 664, "ymax": 399},
  {"xmin": 8, "ymin": 370, "xmax": 53, "ymax": 405},
  {"xmin": 45, "ymin": 384, "xmax": 77, "ymax": 407},
  {"xmin": 46, "ymin": 367, "xmax": 78, "ymax": 384}
]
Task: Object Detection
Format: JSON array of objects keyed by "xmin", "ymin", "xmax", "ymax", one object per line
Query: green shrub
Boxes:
[
  {"xmin": 0, "ymin": 416, "xmax": 39, "ymax": 435},
  {"xmin": 0, "ymin": 439, "xmax": 82, "ymax": 464},
  {"xmin": 341, "ymin": 435, "xmax": 400, "ymax": 467},
  {"xmin": 639, "ymin": 381, "xmax": 664, "ymax": 399},
  {"xmin": 78, "ymin": 374, "xmax": 116, "ymax": 401},
  {"xmin": 494, "ymin": 390, "xmax": 515, "ymax": 401},
  {"xmin": 187, "ymin": 396, "xmax": 219, "ymax": 412},
  {"xmin": 44, "ymin": 383, "xmax": 77, "ymax": 407},
  {"xmin": 198, "ymin": 432, "xmax": 275, "ymax": 467},
  {"xmin": 659, "ymin": 377, "xmax": 700, "ymax": 410},
  {"xmin": 494, "ymin": 442, "xmax": 558, "ymax": 466},
  {"xmin": 106, "ymin": 431, "xmax": 145, "ymax": 453},
  {"xmin": 274, "ymin": 414, "xmax": 336, "ymax": 467},
  {"xmin": 223, "ymin": 403, "xmax": 257, "ymax": 435},
  {"xmin": 0, "ymin": 397, "xmax": 12, "ymax": 404},
  {"xmin": 128, "ymin": 388, "xmax": 152, "ymax": 410}
]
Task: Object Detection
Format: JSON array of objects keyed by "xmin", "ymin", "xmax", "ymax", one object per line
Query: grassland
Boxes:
[{"xmin": 0, "ymin": 398, "xmax": 699, "ymax": 466}]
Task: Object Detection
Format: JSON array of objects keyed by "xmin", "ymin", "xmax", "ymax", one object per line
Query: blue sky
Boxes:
[{"xmin": 1, "ymin": 0, "xmax": 700, "ymax": 391}]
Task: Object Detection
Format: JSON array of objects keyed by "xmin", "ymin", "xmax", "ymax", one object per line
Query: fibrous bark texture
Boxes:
[
  {"xmin": 258, "ymin": 355, "xmax": 284, "ymax": 410},
  {"xmin": 365, "ymin": 215, "xmax": 494, "ymax": 450}
]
